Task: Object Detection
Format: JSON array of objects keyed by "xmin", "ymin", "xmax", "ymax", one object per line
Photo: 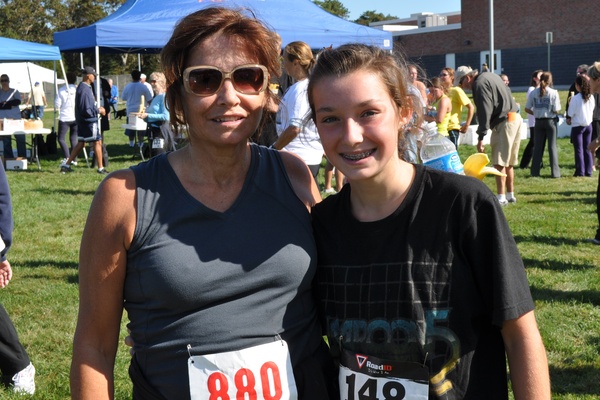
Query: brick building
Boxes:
[{"xmin": 377, "ymin": 0, "xmax": 600, "ymax": 88}]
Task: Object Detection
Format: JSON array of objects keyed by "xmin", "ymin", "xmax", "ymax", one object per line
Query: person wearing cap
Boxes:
[
  {"xmin": 0, "ymin": 74, "xmax": 27, "ymax": 159},
  {"xmin": 60, "ymin": 66, "xmax": 108, "ymax": 175},
  {"xmin": 140, "ymin": 73, "xmax": 154, "ymax": 99},
  {"xmin": 121, "ymin": 70, "xmax": 153, "ymax": 150},
  {"xmin": 26, "ymin": 81, "xmax": 47, "ymax": 120},
  {"xmin": 460, "ymin": 66, "xmax": 523, "ymax": 205}
]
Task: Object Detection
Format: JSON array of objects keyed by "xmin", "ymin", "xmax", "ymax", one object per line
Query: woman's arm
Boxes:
[
  {"xmin": 436, "ymin": 96, "xmax": 451, "ymax": 124},
  {"xmin": 141, "ymin": 95, "xmax": 169, "ymax": 123},
  {"xmin": 460, "ymin": 102, "xmax": 475, "ymax": 133},
  {"xmin": 272, "ymin": 124, "xmax": 300, "ymax": 150},
  {"xmin": 70, "ymin": 170, "xmax": 136, "ymax": 400},
  {"xmin": 502, "ymin": 311, "xmax": 551, "ymax": 400}
]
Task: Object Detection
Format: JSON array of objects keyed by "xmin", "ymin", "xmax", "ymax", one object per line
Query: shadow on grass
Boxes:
[
  {"xmin": 515, "ymin": 235, "xmax": 594, "ymax": 249},
  {"xmin": 20, "ymin": 259, "xmax": 78, "ymax": 270},
  {"xmin": 30, "ymin": 187, "xmax": 97, "ymax": 196},
  {"xmin": 524, "ymin": 196, "xmax": 596, "ymax": 206},
  {"xmin": 530, "ymin": 285, "xmax": 600, "ymax": 306},
  {"xmin": 550, "ymin": 364, "xmax": 600, "ymax": 395}
]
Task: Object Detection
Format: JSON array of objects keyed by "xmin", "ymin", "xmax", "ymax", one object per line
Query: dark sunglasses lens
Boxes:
[
  {"xmin": 0, "ymin": 79, "xmax": 8, "ymax": 82},
  {"xmin": 232, "ymin": 67, "xmax": 264, "ymax": 93},
  {"xmin": 188, "ymin": 68, "xmax": 222, "ymax": 95}
]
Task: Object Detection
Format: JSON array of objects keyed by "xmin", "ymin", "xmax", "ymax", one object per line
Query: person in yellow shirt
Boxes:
[
  {"xmin": 447, "ymin": 66, "xmax": 475, "ymax": 148},
  {"xmin": 425, "ymin": 77, "xmax": 451, "ymax": 136}
]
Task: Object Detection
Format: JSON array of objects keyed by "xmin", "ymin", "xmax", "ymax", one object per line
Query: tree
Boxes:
[
  {"xmin": 0, "ymin": 0, "xmax": 143, "ymax": 75},
  {"xmin": 354, "ymin": 10, "xmax": 398, "ymax": 26},
  {"xmin": 313, "ymin": 0, "xmax": 349, "ymax": 19}
]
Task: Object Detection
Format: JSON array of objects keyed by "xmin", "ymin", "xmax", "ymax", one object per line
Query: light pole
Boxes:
[
  {"xmin": 489, "ymin": 0, "xmax": 494, "ymax": 72},
  {"xmin": 546, "ymin": 32, "xmax": 553, "ymax": 71}
]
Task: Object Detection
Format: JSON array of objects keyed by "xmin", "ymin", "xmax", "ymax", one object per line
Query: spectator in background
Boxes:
[
  {"xmin": 0, "ymin": 161, "xmax": 36, "ymax": 395},
  {"xmin": 586, "ymin": 61, "xmax": 600, "ymax": 245},
  {"xmin": 461, "ymin": 67, "xmax": 522, "ymax": 205},
  {"xmin": 425, "ymin": 77, "xmax": 451, "ymax": 138},
  {"xmin": 565, "ymin": 64, "xmax": 588, "ymax": 122},
  {"xmin": 0, "ymin": 74, "xmax": 26, "ymax": 159},
  {"xmin": 91, "ymin": 77, "xmax": 112, "ymax": 169},
  {"xmin": 272, "ymin": 41, "xmax": 324, "ymax": 181},
  {"xmin": 135, "ymin": 72, "xmax": 170, "ymax": 158},
  {"xmin": 108, "ymin": 78, "xmax": 118, "ymax": 117},
  {"xmin": 447, "ymin": 66, "xmax": 475, "ymax": 148},
  {"xmin": 408, "ymin": 63, "xmax": 427, "ymax": 105},
  {"xmin": 525, "ymin": 71, "xmax": 562, "ymax": 178},
  {"xmin": 520, "ymin": 69, "xmax": 543, "ymax": 169},
  {"xmin": 60, "ymin": 67, "xmax": 108, "ymax": 174},
  {"xmin": 566, "ymin": 75, "xmax": 595, "ymax": 177},
  {"xmin": 121, "ymin": 70, "xmax": 153, "ymax": 149},
  {"xmin": 592, "ymin": 92, "xmax": 600, "ymax": 170},
  {"xmin": 55, "ymin": 71, "xmax": 79, "ymax": 166},
  {"xmin": 26, "ymin": 82, "xmax": 47, "ymax": 119},
  {"xmin": 323, "ymin": 160, "xmax": 344, "ymax": 194},
  {"xmin": 140, "ymin": 73, "xmax": 154, "ymax": 100}
]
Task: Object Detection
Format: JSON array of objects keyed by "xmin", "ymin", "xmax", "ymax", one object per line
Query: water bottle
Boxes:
[{"xmin": 420, "ymin": 122, "xmax": 464, "ymax": 175}]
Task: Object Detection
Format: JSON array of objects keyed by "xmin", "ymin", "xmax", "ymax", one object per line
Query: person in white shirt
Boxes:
[
  {"xmin": 55, "ymin": 72, "xmax": 79, "ymax": 164},
  {"xmin": 121, "ymin": 70, "xmax": 153, "ymax": 148},
  {"xmin": 272, "ymin": 41, "xmax": 324, "ymax": 180},
  {"xmin": 566, "ymin": 74, "xmax": 596, "ymax": 177}
]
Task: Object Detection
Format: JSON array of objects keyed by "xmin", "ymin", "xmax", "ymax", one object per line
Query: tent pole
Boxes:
[
  {"xmin": 26, "ymin": 63, "xmax": 36, "ymax": 118},
  {"xmin": 95, "ymin": 46, "xmax": 101, "ymax": 106},
  {"xmin": 58, "ymin": 59, "xmax": 71, "ymax": 133}
]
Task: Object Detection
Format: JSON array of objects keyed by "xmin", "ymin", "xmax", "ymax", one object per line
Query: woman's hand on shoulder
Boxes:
[{"xmin": 279, "ymin": 151, "xmax": 321, "ymax": 209}]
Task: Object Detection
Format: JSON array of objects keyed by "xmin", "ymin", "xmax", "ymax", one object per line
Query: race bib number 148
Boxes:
[{"xmin": 339, "ymin": 349, "xmax": 429, "ymax": 400}]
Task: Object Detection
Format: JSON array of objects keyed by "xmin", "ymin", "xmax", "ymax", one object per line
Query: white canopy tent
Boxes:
[{"xmin": 0, "ymin": 62, "xmax": 65, "ymax": 94}]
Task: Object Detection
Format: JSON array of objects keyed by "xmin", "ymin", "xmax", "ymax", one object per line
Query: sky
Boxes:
[{"xmin": 340, "ymin": 0, "xmax": 462, "ymax": 20}]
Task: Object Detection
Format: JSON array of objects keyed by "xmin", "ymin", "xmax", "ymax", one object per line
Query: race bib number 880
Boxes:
[{"xmin": 188, "ymin": 341, "xmax": 298, "ymax": 400}]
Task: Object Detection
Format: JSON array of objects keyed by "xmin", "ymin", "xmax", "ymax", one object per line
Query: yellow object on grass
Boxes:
[{"xmin": 463, "ymin": 153, "xmax": 506, "ymax": 180}]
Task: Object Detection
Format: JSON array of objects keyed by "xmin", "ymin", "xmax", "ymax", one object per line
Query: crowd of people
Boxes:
[{"xmin": 1, "ymin": 5, "xmax": 599, "ymax": 399}]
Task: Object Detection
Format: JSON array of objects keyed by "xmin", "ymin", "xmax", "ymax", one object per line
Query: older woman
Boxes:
[
  {"xmin": 69, "ymin": 7, "xmax": 336, "ymax": 400},
  {"xmin": 137, "ymin": 71, "xmax": 170, "ymax": 157}
]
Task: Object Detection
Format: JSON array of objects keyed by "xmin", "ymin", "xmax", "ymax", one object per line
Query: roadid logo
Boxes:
[{"xmin": 355, "ymin": 354, "xmax": 393, "ymax": 371}]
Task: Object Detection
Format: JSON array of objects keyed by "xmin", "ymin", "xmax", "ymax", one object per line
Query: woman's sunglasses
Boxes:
[{"xmin": 182, "ymin": 64, "xmax": 268, "ymax": 97}]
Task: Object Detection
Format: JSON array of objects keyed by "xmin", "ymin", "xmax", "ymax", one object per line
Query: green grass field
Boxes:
[{"xmin": 0, "ymin": 90, "xmax": 599, "ymax": 398}]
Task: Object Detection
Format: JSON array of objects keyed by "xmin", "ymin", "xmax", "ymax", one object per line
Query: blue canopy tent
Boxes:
[
  {"xmin": 53, "ymin": 0, "xmax": 393, "ymax": 53},
  {"xmin": 0, "ymin": 37, "xmax": 62, "ymax": 62}
]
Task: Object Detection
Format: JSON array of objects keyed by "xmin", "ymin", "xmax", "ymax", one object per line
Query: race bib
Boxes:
[
  {"xmin": 188, "ymin": 340, "xmax": 297, "ymax": 400},
  {"xmin": 339, "ymin": 349, "xmax": 429, "ymax": 400},
  {"xmin": 152, "ymin": 138, "xmax": 164, "ymax": 149}
]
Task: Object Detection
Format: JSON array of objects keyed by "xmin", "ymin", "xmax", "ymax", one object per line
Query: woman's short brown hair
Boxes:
[{"xmin": 161, "ymin": 7, "xmax": 281, "ymax": 134}]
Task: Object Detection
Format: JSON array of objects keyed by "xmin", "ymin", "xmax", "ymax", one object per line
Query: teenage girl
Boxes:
[{"xmin": 306, "ymin": 43, "xmax": 551, "ymax": 399}]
